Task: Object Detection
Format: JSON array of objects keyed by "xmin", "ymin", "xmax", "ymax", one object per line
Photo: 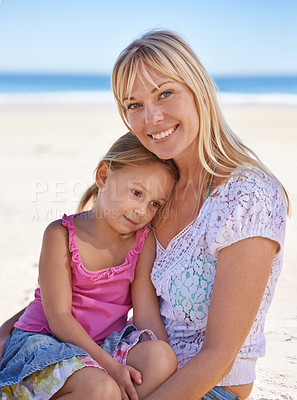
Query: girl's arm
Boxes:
[
  {"xmin": 131, "ymin": 231, "xmax": 168, "ymax": 342},
  {"xmin": 143, "ymin": 236, "xmax": 278, "ymax": 400},
  {"xmin": 0, "ymin": 308, "xmax": 26, "ymax": 359},
  {"xmin": 39, "ymin": 220, "xmax": 141, "ymax": 400}
]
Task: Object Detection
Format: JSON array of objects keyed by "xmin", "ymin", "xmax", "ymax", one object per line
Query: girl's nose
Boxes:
[
  {"xmin": 135, "ymin": 202, "xmax": 148, "ymax": 216},
  {"xmin": 144, "ymin": 104, "xmax": 164, "ymax": 125}
]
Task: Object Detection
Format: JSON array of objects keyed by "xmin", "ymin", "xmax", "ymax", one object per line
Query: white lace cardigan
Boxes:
[{"xmin": 151, "ymin": 168, "xmax": 286, "ymax": 386}]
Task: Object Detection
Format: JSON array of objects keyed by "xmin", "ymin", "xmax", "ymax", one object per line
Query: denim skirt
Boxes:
[
  {"xmin": 0, "ymin": 328, "xmax": 90, "ymax": 387},
  {"xmin": 0, "ymin": 327, "xmax": 242, "ymax": 400},
  {"xmin": 0, "ymin": 324, "xmax": 155, "ymax": 388}
]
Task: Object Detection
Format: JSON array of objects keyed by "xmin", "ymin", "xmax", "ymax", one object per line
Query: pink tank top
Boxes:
[{"xmin": 15, "ymin": 213, "xmax": 150, "ymax": 344}]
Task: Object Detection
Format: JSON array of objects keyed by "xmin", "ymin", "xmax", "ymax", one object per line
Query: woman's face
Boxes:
[{"xmin": 123, "ymin": 69, "xmax": 200, "ymax": 162}]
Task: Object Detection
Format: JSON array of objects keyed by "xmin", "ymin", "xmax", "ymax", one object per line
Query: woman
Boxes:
[
  {"xmin": 111, "ymin": 30, "xmax": 289, "ymax": 399},
  {"xmin": 0, "ymin": 30, "xmax": 289, "ymax": 400}
]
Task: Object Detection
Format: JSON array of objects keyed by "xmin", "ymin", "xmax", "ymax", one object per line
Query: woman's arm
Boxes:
[
  {"xmin": 0, "ymin": 308, "xmax": 26, "ymax": 359},
  {"xmin": 143, "ymin": 236, "xmax": 278, "ymax": 400},
  {"xmin": 39, "ymin": 220, "xmax": 141, "ymax": 400},
  {"xmin": 131, "ymin": 231, "xmax": 168, "ymax": 342}
]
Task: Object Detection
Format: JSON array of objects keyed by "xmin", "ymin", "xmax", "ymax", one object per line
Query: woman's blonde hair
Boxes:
[
  {"xmin": 78, "ymin": 132, "xmax": 179, "ymax": 228},
  {"xmin": 112, "ymin": 29, "xmax": 290, "ymax": 214}
]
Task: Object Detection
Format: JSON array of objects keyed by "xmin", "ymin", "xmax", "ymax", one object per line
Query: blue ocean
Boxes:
[
  {"xmin": 0, "ymin": 73, "xmax": 112, "ymax": 93},
  {"xmin": 0, "ymin": 73, "xmax": 296, "ymax": 105}
]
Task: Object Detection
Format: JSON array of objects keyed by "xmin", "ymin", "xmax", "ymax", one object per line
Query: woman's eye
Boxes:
[
  {"xmin": 132, "ymin": 189, "xmax": 142, "ymax": 197},
  {"xmin": 127, "ymin": 102, "xmax": 141, "ymax": 110},
  {"xmin": 160, "ymin": 91, "xmax": 172, "ymax": 99}
]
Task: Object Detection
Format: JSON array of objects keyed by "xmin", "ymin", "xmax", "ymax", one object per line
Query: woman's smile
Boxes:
[{"xmin": 149, "ymin": 124, "xmax": 179, "ymax": 140}]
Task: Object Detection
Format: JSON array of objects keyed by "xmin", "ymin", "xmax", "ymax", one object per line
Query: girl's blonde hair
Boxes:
[
  {"xmin": 112, "ymin": 29, "xmax": 290, "ymax": 214},
  {"xmin": 78, "ymin": 132, "xmax": 179, "ymax": 227}
]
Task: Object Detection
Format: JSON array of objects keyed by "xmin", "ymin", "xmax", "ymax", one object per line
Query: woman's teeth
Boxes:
[{"xmin": 151, "ymin": 126, "xmax": 176, "ymax": 140}]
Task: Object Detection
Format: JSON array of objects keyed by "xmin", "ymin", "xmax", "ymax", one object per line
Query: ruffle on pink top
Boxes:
[{"xmin": 62, "ymin": 213, "xmax": 149, "ymax": 282}]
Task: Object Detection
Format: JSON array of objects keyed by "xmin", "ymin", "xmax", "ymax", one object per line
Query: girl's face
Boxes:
[
  {"xmin": 96, "ymin": 162, "xmax": 174, "ymax": 235},
  {"xmin": 123, "ymin": 69, "xmax": 200, "ymax": 162}
]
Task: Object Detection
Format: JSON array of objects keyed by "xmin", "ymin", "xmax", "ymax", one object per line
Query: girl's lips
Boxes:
[
  {"xmin": 124, "ymin": 215, "xmax": 138, "ymax": 225},
  {"xmin": 149, "ymin": 124, "xmax": 179, "ymax": 140}
]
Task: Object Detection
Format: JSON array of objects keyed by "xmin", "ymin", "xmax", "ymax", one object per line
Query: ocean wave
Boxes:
[
  {"xmin": 0, "ymin": 90, "xmax": 297, "ymax": 106},
  {"xmin": 219, "ymin": 92, "xmax": 297, "ymax": 106},
  {"xmin": 0, "ymin": 91, "xmax": 115, "ymax": 105}
]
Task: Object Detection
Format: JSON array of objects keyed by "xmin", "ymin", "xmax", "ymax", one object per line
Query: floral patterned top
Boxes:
[{"xmin": 152, "ymin": 168, "xmax": 286, "ymax": 386}]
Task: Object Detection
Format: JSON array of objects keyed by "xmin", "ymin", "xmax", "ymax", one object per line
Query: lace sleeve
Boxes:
[{"xmin": 207, "ymin": 169, "xmax": 286, "ymax": 255}]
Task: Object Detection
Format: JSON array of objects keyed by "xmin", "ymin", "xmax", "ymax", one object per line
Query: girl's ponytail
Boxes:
[{"xmin": 77, "ymin": 183, "xmax": 98, "ymax": 212}]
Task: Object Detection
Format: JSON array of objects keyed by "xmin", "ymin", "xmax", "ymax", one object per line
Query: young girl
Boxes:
[{"xmin": 0, "ymin": 132, "xmax": 179, "ymax": 400}]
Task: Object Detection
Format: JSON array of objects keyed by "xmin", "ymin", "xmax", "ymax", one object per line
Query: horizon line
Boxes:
[{"xmin": 0, "ymin": 71, "xmax": 297, "ymax": 77}]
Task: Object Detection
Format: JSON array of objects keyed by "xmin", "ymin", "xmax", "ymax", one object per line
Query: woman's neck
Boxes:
[
  {"xmin": 175, "ymin": 154, "xmax": 203, "ymax": 191},
  {"xmin": 172, "ymin": 136, "xmax": 204, "ymax": 187}
]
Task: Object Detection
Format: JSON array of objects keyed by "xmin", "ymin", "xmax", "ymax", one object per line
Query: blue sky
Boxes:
[{"xmin": 0, "ymin": 0, "xmax": 296, "ymax": 75}]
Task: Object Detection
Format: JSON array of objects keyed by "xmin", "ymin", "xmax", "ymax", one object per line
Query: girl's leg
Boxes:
[
  {"xmin": 50, "ymin": 367, "xmax": 121, "ymax": 400},
  {"xmin": 126, "ymin": 340, "xmax": 177, "ymax": 399}
]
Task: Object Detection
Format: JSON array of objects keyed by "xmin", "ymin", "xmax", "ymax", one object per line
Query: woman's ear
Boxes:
[{"xmin": 95, "ymin": 161, "xmax": 110, "ymax": 190}]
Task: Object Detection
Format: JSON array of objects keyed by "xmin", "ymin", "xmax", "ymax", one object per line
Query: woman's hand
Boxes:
[
  {"xmin": 0, "ymin": 307, "xmax": 26, "ymax": 360},
  {"xmin": 0, "ymin": 334, "xmax": 10, "ymax": 360},
  {"xmin": 108, "ymin": 362, "xmax": 142, "ymax": 400},
  {"xmin": 0, "ymin": 324, "xmax": 12, "ymax": 360}
]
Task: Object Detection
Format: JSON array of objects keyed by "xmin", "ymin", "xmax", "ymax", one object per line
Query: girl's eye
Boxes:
[
  {"xmin": 127, "ymin": 102, "xmax": 141, "ymax": 110},
  {"xmin": 150, "ymin": 200, "xmax": 161, "ymax": 208},
  {"xmin": 132, "ymin": 189, "xmax": 142, "ymax": 197},
  {"xmin": 160, "ymin": 91, "xmax": 172, "ymax": 99}
]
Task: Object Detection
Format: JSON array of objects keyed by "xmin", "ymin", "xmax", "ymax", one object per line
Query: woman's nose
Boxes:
[{"xmin": 144, "ymin": 103, "xmax": 164, "ymax": 125}]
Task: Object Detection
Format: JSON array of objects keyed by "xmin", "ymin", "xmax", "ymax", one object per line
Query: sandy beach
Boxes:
[{"xmin": 0, "ymin": 98, "xmax": 296, "ymax": 399}]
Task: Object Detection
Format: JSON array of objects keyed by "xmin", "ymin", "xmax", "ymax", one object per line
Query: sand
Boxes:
[{"xmin": 0, "ymin": 99, "xmax": 296, "ymax": 399}]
